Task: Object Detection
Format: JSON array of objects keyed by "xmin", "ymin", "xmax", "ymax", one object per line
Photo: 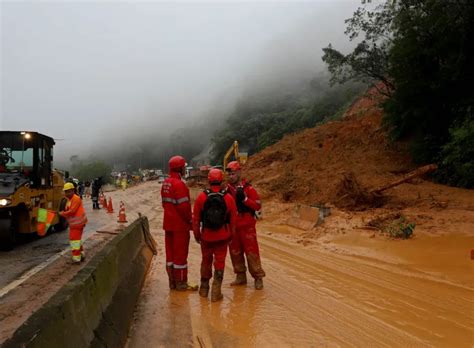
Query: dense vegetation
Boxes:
[
  {"xmin": 69, "ymin": 156, "xmax": 112, "ymax": 182},
  {"xmin": 323, "ymin": 0, "xmax": 474, "ymax": 187},
  {"xmin": 210, "ymin": 77, "xmax": 366, "ymax": 164}
]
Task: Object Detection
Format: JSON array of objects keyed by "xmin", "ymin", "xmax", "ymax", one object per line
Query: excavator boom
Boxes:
[{"xmin": 223, "ymin": 140, "xmax": 239, "ymax": 170}]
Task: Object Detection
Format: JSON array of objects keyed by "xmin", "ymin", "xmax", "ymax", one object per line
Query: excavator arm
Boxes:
[{"xmin": 223, "ymin": 141, "xmax": 239, "ymax": 170}]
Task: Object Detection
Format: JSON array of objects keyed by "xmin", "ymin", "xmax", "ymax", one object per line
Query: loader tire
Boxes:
[{"xmin": 0, "ymin": 218, "xmax": 16, "ymax": 251}]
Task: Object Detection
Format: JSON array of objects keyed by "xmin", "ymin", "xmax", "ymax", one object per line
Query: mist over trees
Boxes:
[
  {"xmin": 69, "ymin": 155, "xmax": 112, "ymax": 182},
  {"xmin": 323, "ymin": 0, "xmax": 474, "ymax": 187},
  {"xmin": 72, "ymin": 109, "xmax": 226, "ymax": 173},
  {"xmin": 61, "ymin": 0, "xmax": 474, "ymax": 189},
  {"xmin": 210, "ymin": 75, "xmax": 366, "ymax": 164}
]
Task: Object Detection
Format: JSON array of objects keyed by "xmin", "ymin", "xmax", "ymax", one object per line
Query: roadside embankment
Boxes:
[{"xmin": 2, "ymin": 216, "xmax": 156, "ymax": 348}]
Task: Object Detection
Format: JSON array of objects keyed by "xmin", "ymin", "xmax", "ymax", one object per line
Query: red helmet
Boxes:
[
  {"xmin": 169, "ymin": 155, "xmax": 186, "ymax": 171},
  {"xmin": 226, "ymin": 161, "xmax": 241, "ymax": 172},
  {"xmin": 208, "ymin": 168, "xmax": 223, "ymax": 184}
]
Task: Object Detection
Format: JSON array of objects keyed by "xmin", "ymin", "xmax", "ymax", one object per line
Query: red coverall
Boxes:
[
  {"xmin": 227, "ymin": 179, "xmax": 265, "ymax": 279},
  {"xmin": 192, "ymin": 187, "xmax": 237, "ymax": 279},
  {"xmin": 60, "ymin": 193, "xmax": 88, "ymax": 262},
  {"xmin": 161, "ymin": 171, "xmax": 192, "ymax": 284}
]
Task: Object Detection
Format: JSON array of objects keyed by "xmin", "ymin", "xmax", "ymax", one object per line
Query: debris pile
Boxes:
[
  {"xmin": 243, "ymin": 87, "xmax": 413, "ymax": 209},
  {"xmin": 333, "ymin": 172, "xmax": 385, "ymax": 210}
]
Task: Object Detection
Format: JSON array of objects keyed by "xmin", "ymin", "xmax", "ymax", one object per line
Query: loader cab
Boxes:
[
  {"xmin": 0, "ymin": 131, "xmax": 54, "ymax": 190},
  {"xmin": 0, "ymin": 131, "xmax": 65, "ymax": 250}
]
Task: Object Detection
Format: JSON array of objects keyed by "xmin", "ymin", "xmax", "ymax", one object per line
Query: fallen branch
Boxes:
[{"xmin": 370, "ymin": 164, "xmax": 437, "ymax": 194}]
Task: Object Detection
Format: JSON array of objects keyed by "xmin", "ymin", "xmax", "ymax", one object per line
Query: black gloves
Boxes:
[{"xmin": 236, "ymin": 187, "xmax": 246, "ymax": 203}]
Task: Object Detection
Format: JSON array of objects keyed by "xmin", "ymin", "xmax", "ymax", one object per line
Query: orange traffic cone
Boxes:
[
  {"xmin": 107, "ymin": 197, "xmax": 114, "ymax": 213},
  {"xmin": 117, "ymin": 201, "xmax": 128, "ymax": 223},
  {"xmin": 99, "ymin": 194, "xmax": 105, "ymax": 207},
  {"xmin": 102, "ymin": 195, "xmax": 108, "ymax": 210}
]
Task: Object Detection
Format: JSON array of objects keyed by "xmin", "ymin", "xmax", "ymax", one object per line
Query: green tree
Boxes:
[
  {"xmin": 437, "ymin": 118, "xmax": 474, "ymax": 188},
  {"xmin": 323, "ymin": 0, "xmax": 474, "ymax": 187},
  {"xmin": 384, "ymin": 0, "xmax": 474, "ymax": 164},
  {"xmin": 70, "ymin": 159, "xmax": 112, "ymax": 183},
  {"xmin": 322, "ymin": 0, "xmax": 396, "ymax": 96}
]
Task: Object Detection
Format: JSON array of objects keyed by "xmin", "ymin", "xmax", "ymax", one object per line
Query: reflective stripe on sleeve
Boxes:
[
  {"xmin": 162, "ymin": 197, "xmax": 189, "ymax": 205},
  {"xmin": 176, "ymin": 197, "xmax": 189, "ymax": 204},
  {"xmin": 162, "ymin": 197, "xmax": 178, "ymax": 204}
]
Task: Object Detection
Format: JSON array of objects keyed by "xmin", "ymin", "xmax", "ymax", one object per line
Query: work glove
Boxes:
[{"xmin": 236, "ymin": 187, "xmax": 246, "ymax": 203}]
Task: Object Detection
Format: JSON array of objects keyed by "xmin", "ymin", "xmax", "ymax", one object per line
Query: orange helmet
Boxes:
[
  {"xmin": 208, "ymin": 168, "xmax": 223, "ymax": 184},
  {"xmin": 226, "ymin": 161, "xmax": 241, "ymax": 172},
  {"xmin": 169, "ymin": 155, "xmax": 186, "ymax": 171}
]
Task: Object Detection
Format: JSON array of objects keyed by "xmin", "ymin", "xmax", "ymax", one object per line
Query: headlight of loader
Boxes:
[{"xmin": 0, "ymin": 199, "xmax": 12, "ymax": 206}]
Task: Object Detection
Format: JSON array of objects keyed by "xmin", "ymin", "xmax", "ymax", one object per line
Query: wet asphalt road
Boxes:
[{"xmin": 0, "ymin": 199, "xmax": 109, "ymax": 289}]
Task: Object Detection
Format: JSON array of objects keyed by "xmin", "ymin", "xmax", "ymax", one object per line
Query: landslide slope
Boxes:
[{"xmin": 243, "ymin": 88, "xmax": 414, "ymax": 206}]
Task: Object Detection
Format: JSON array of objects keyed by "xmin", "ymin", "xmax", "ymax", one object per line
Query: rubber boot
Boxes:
[
  {"xmin": 211, "ymin": 270, "xmax": 224, "ymax": 302},
  {"xmin": 175, "ymin": 281, "xmax": 188, "ymax": 291},
  {"xmin": 254, "ymin": 278, "xmax": 264, "ymax": 290},
  {"xmin": 230, "ymin": 272, "xmax": 247, "ymax": 286},
  {"xmin": 166, "ymin": 266, "xmax": 176, "ymax": 290},
  {"xmin": 168, "ymin": 278, "xmax": 176, "ymax": 290},
  {"xmin": 175, "ymin": 281, "xmax": 199, "ymax": 291},
  {"xmin": 199, "ymin": 279, "xmax": 210, "ymax": 298}
]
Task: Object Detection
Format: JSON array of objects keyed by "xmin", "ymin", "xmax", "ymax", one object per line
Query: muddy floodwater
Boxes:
[{"xmin": 127, "ymin": 186, "xmax": 474, "ymax": 347}]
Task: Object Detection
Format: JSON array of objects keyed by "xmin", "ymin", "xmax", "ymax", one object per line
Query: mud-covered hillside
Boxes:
[
  {"xmin": 243, "ymin": 88, "xmax": 409, "ymax": 204},
  {"xmin": 243, "ymin": 88, "xmax": 473, "ymax": 211}
]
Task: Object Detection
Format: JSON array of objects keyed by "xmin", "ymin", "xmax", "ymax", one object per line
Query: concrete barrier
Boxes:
[
  {"xmin": 2, "ymin": 216, "xmax": 155, "ymax": 348},
  {"xmin": 286, "ymin": 204, "xmax": 332, "ymax": 230}
]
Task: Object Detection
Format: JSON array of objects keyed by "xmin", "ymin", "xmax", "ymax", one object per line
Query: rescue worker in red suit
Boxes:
[
  {"xmin": 161, "ymin": 155, "xmax": 195, "ymax": 291},
  {"xmin": 60, "ymin": 182, "xmax": 88, "ymax": 264},
  {"xmin": 226, "ymin": 161, "xmax": 265, "ymax": 289},
  {"xmin": 193, "ymin": 169, "xmax": 237, "ymax": 302}
]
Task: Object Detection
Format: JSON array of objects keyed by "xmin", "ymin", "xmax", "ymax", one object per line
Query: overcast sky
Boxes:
[{"xmin": 1, "ymin": 1, "xmax": 359, "ymax": 162}]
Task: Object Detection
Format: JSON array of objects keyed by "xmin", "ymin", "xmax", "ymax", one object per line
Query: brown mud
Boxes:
[
  {"xmin": 127, "ymin": 183, "xmax": 474, "ymax": 347},
  {"xmin": 128, "ymin": 88, "xmax": 473, "ymax": 346}
]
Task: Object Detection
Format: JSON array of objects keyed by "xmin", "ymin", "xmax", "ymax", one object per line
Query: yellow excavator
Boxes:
[
  {"xmin": 0, "ymin": 131, "xmax": 66, "ymax": 250},
  {"xmin": 223, "ymin": 140, "xmax": 248, "ymax": 170}
]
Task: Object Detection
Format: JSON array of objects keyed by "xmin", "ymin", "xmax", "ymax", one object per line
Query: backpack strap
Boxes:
[{"xmin": 204, "ymin": 188, "xmax": 226, "ymax": 197}]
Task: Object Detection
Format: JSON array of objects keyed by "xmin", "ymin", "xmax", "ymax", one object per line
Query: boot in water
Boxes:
[
  {"xmin": 230, "ymin": 272, "xmax": 247, "ymax": 286},
  {"xmin": 169, "ymin": 279, "xmax": 176, "ymax": 290},
  {"xmin": 211, "ymin": 270, "xmax": 224, "ymax": 302},
  {"xmin": 175, "ymin": 281, "xmax": 198, "ymax": 291},
  {"xmin": 199, "ymin": 279, "xmax": 210, "ymax": 298},
  {"xmin": 254, "ymin": 278, "xmax": 264, "ymax": 290}
]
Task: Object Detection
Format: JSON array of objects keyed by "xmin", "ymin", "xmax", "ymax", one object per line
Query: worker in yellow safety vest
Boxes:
[{"xmin": 60, "ymin": 182, "xmax": 88, "ymax": 264}]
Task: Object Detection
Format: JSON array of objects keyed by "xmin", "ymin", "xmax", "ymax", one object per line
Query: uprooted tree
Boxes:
[{"xmin": 323, "ymin": 0, "xmax": 474, "ymax": 188}]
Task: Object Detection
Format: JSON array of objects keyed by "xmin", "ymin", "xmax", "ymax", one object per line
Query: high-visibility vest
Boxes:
[{"xmin": 64, "ymin": 194, "xmax": 88, "ymax": 228}]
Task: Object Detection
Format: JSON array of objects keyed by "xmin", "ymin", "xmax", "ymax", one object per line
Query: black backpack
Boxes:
[{"xmin": 202, "ymin": 189, "xmax": 228, "ymax": 229}]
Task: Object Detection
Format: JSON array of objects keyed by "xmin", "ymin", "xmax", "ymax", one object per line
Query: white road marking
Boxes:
[
  {"xmin": 0, "ymin": 183, "xmax": 159, "ymax": 299},
  {"xmin": 0, "ymin": 248, "xmax": 69, "ymax": 298}
]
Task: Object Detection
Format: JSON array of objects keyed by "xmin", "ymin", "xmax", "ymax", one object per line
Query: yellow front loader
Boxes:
[{"xmin": 0, "ymin": 131, "xmax": 66, "ymax": 250}]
